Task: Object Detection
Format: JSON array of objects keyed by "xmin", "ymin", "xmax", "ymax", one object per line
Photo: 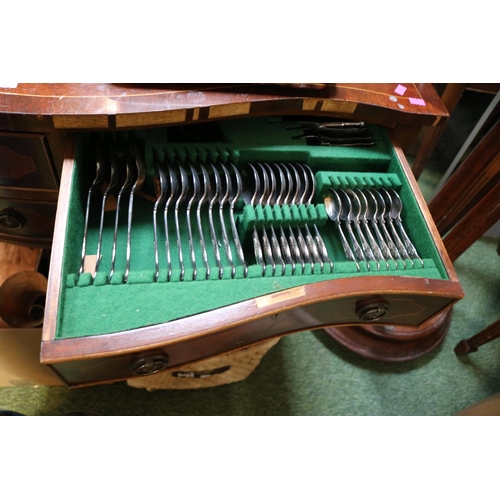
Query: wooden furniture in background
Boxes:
[
  {"xmin": 428, "ymin": 118, "xmax": 500, "ymax": 262},
  {"xmin": 424, "ymin": 114, "xmax": 500, "ymax": 356},
  {"xmin": 411, "ymin": 83, "xmax": 500, "ymax": 180}
]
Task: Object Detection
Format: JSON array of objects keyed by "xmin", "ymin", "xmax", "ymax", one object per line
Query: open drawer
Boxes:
[{"xmin": 41, "ymin": 117, "xmax": 464, "ymax": 387}]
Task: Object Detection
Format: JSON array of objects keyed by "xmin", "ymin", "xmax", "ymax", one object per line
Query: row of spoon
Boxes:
[{"xmin": 324, "ymin": 187, "xmax": 423, "ymax": 271}]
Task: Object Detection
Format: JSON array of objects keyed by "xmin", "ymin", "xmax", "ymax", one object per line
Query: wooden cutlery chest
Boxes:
[{"xmin": 40, "ymin": 115, "xmax": 464, "ymax": 387}]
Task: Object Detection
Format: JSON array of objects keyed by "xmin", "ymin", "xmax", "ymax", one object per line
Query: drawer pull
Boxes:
[
  {"xmin": 130, "ymin": 355, "xmax": 169, "ymax": 376},
  {"xmin": 356, "ymin": 300, "xmax": 389, "ymax": 322},
  {"xmin": 0, "ymin": 208, "xmax": 26, "ymax": 230}
]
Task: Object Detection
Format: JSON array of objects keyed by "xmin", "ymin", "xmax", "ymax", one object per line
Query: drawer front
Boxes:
[
  {"xmin": 0, "ymin": 198, "xmax": 56, "ymax": 243},
  {"xmin": 0, "ymin": 131, "xmax": 58, "ymax": 192},
  {"xmin": 46, "ymin": 285, "xmax": 458, "ymax": 387}
]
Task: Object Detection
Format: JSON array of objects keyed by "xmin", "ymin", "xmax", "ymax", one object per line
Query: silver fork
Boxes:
[
  {"xmin": 194, "ymin": 164, "xmax": 211, "ymax": 280},
  {"xmin": 94, "ymin": 143, "xmax": 120, "ymax": 279},
  {"xmin": 123, "ymin": 143, "xmax": 146, "ymax": 284},
  {"xmin": 164, "ymin": 165, "xmax": 179, "ymax": 282},
  {"xmin": 153, "ymin": 162, "xmax": 169, "ymax": 282},
  {"xmin": 175, "ymin": 165, "xmax": 190, "ymax": 281},
  {"xmin": 186, "ymin": 163, "xmax": 199, "ymax": 281},
  {"xmin": 109, "ymin": 146, "xmax": 136, "ymax": 281},
  {"xmin": 79, "ymin": 140, "xmax": 109, "ymax": 277}
]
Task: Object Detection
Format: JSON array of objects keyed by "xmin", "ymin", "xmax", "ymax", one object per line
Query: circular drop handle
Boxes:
[
  {"xmin": 0, "ymin": 209, "xmax": 26, "ymax": 230},
  {"xmin": 356, "ymin": 299, "xmax": 389, "ymax": 322},
  {"xmin": 130, "ymin": 355, "xmax": 169, "ymax": 376}
]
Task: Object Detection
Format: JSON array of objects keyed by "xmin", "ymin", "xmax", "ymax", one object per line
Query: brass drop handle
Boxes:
[
  {"xmin": 0, "ymin": 208, "xmax": 26, "ymax": 230},
  {"xmin": 356, "ymin": 299, "xmax": 389, "ymax": 322},
  {"xmin": 130, "ymin": 355, "xmax": 169, "ymax": 376}
]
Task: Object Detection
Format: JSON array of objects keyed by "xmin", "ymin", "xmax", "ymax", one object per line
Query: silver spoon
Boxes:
[
  {"xmin": 386, "ymin": 188, "xmax": 423, "ymax": 267},
  {"xmin": 302, "ymin": 163, "xmax": 333, "ymax": 272},
  {"xmin": 279, "ymin": 163, "xmax": 304, "ymax": 274},
  {"xmin": 380, "ymin": 188, "xmax": 411, "ymax": 268},
  {"xmin": 295, "ymin": 163, "xmax": 322, "ymax": 273},
  {"xmin": 364, "ymin": 188, "xmax": 393, "ymax": 269},
  {"xmin": 270, "ymin": 163, "xmax": 294, "ymax": 273},
  {"xmin": 253, "ymin": 163, "xmax": 275, "ymax": 275},
  {"xmin": 370, "ymin": 188, "xmax": 405, "ymax": 269},
  {"xmin": 260, "ymin": 162, "xmax": 285, "ymax": 276},
  {"xmin": 288, "ymin": 163, "xmax": 312, "ymax": 269},
  {"xmin": 324, "ymin": 190, "xmax": 360, "ymax": 271},
  {"xmin": 338, "ymin": 189, "xmax": 367, "ymax": 268},
  {"xmin": 356, "ymin": 188, "xmax": 387, "ymax": 271},
  {"xmin": 346, "ymin": 188, "xmax": 375, "ymax": 270}
]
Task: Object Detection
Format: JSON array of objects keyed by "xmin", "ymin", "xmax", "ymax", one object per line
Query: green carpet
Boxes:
[{"xmin": 1, "ymin": 159, "xmax": 499, "ymax": 415}]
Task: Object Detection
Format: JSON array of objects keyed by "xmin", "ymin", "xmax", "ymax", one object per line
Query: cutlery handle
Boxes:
[
  {"xmin": 336, "ymin": 221, "xmax": 360, "ymax": 271},
  {"xmin": 395, "ymin": 217, "xmax": 424, "ymax": 266}
]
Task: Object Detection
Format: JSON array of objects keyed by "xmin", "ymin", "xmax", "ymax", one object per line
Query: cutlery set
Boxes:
[{"xmin": 78, "ymin": 141, "xmax": 421, "ymax": 283}]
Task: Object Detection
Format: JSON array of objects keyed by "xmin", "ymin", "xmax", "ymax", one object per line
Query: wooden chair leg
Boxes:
[{"xmin": 455, "ymin": 318, "xmax": 500, "ymax": 354}]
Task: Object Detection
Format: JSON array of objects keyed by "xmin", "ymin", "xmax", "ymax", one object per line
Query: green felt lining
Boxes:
[{"xmin": 54, "ymin": 119, "xmax": 450, "ymax": 340}]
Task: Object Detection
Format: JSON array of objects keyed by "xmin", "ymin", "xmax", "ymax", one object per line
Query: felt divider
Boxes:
[
  {"xmin": 237, "ymin": 204, "xmax": 328, "ymax": 234},
  {"xmin": 53, "ymin": 120, "xmax": 451, "ymax": 340},
  {"xmin": 315, "ymin": 172, "xmax": 402, "ymax": 198}
]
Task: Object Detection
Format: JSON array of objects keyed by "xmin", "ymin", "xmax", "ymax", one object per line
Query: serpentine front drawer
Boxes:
[{"xmin": 41, "ymin": 117, "xmax": 464, "ymax": 387}]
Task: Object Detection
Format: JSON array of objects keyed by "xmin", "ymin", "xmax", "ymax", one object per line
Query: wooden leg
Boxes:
[{"xmin": 455, "ymin": 318, "xmax": 500, "ymax": 354}]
